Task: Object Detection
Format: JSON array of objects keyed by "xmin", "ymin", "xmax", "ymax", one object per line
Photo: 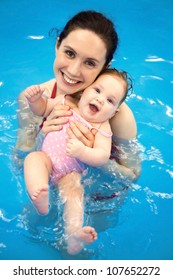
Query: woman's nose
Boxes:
[{"xmin": 68, "ymin": 60, "xmax": 81, "ymax": 77}]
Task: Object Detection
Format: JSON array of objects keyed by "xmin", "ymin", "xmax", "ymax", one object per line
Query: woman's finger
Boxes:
[
  {"xmin": 68, "ymin": 122, "xmax": 95, "ymax": 147},
  {"xmin": 42, "ymin": 118, "xmax": 69, "ymax": 135},
  {"xmin": 42, "ymin": 124, "xmax": 63, "ymax": 135},
  {"xmin": 74, "ymin": 121, "xmax": 97, "ymax": 139},
  {"xmin": 66, "ymin": 126, "xmax": 77, "ymax": 139},
  {"xmin": 47, "ymin": 105, "xmax": 71, "ymax": 120},
  {"xmin": 45, "ymin": 117, "xmax": 69, "ymax": 126}
]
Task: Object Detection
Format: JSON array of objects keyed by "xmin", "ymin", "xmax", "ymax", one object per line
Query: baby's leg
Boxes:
[
  {"xmin": 58, "ymin": 172, "xmax": 97, "ymax": 254},
  {"xmin": 24, "ymin": 151, "xmax": 52, "ymax": 215}
]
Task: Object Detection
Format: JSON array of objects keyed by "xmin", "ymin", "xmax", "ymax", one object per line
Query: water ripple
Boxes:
[
  {"xmin": 166, "ymin": 169, "xmax": 173, "ymax": 178},
  {"xmin": 140, "ymin": 75, "xmax": 163, "ymax": 80},
  {"xmin": 143, "ymin": 187, "xmax": 173, "ymax": 214},
  {"xmin": 141, "ymin": 146, "xmax": 164, "ymax": 164},
  {"xmin": 0, "ymin": 243, "xmax": 6, "ymax": 248},
  {"xmin": 144, "ymin": 187, "xmax": 173, "ymax": 200},
  {"xmin": 145, "ymin": 55, "xmax": 173, "ymax": 64},
  {"xmin": 27, "ymin": 35, "xmax": 45, "ymax": 40},
  {"xmin": 166, "ymin": 106, "xmax": 173, "ymax": 118}
]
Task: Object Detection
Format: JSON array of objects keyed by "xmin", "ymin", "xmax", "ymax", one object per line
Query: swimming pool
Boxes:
[{"xmin": 0, "ymin": 0, "xmax": 173, "ymax": 260}]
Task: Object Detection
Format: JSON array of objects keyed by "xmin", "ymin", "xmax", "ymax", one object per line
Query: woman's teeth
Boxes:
[{"xmin": 64, "ymin": 74, "xmax": 78, "ymax": 84}]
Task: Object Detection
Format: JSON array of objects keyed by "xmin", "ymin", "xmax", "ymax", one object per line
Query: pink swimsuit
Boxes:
[{"xmin": 41, "ymin": 95, "xmax": 112, "ymax": 182}]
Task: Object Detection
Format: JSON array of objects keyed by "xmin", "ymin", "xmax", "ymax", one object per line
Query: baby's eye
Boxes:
[
  {"xmin": 95, "ymin": 88, "xmax": 100, "ymax": 93},
  {"xmin": 107, "ymin": 98, "xmax": 113, "ymax": 104}
]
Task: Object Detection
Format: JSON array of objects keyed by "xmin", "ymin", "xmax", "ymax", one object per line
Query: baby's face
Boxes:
[{"xmin": 78, "ymin": 74, "xmax": 126, "ymax": 123}]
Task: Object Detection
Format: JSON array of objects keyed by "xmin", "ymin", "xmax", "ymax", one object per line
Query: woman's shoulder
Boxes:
[
  {"xmin": 118, "ymin": 102, "xmax": 135, "ymax": 119},
  {"xmin": 110, "ymin": 102, "xmax": 137, "ymax": 139},
  {"xmin": 39, "ymin": 79, "xmax": 56, "ymax": 97}
]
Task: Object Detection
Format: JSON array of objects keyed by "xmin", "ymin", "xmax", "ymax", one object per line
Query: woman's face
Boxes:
[{"xmin": 54, "ymin": 29, "xmax": 107, "ymax": 95}]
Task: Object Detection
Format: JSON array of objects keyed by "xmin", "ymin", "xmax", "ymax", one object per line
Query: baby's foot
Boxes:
[
  {"xmin": 30, "ymin": 186, "xmax": 49, "ymax": 215},
  {"xmin": 67, "ymin": 226, "xmax": 97, "ymax": 255}
]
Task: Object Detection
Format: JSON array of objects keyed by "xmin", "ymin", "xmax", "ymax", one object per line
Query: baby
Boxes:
[{"xmin": 24, "ymin": 68, "xmax": 131, "ymax": 254}]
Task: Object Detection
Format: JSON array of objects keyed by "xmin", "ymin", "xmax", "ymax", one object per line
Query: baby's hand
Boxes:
[
  {"xmin": 24, "ymin": 85, "xmax": 45, "ymax": 103},
  {"xmin": 66, "ymin": 138, "xmax": 85, "ymax": 158}
]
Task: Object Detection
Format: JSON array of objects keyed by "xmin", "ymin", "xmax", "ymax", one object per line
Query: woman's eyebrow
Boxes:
[
  {"xmin": 64, "ymin": 45, "xmax": 100, "ymax": 63},
  {"xmin": 64, "ymin": 45, "xmax": 76, "ymax": 54},
  {"xmin": 87, "ymin": 57, "xmax": 100, "ymax": 63}
]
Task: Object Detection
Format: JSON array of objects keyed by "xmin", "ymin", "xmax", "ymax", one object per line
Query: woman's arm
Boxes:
[
  {"xmin": 109, "ymin": 102, "xmax": 141, "ymax": 180},
  {"xmin": 16, "ymin": 90, "xmax": 42, "ymax": 152},
  {"xmin": 110, "ymin": 102, "xmax": 137, "ymax": 139},
  {"xmin": 15, "ymin": 80, "xmax": 55, "ymax": 152}
]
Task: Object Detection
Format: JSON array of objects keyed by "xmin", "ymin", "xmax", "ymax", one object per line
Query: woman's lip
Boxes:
[{"xmin": 61, "ymin": 72, "xmax": 80, "ymax": 86}]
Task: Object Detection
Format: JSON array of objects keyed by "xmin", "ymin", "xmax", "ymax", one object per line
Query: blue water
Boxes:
[{"xmin": 0, "ymin": 0, "xmax": 173, "ymax": 260}]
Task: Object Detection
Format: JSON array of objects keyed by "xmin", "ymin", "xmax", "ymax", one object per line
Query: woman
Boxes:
[{"xmin": 16, "ymin": 10, "xmax": 140, "ymax": 179}]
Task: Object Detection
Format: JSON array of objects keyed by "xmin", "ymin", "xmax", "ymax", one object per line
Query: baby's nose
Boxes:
[{"xmin": 96, "ymin": 97, "xmax": 104, "ymax": 104}]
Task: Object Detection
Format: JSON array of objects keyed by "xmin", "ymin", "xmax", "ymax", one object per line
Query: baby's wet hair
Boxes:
[{"xmin": 99, "ymin": 68, "xmax": 133, "ymax": 104}]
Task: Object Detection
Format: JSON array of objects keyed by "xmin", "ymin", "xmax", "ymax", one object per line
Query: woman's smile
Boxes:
[{"xmin": 62, "ymin": 72, "xmax": 80, "ymax": 86}]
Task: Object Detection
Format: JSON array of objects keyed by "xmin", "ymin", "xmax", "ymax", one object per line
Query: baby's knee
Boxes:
[{"xmin": 24, "ymin": 151, "xmax": 39, "ymax": 165}]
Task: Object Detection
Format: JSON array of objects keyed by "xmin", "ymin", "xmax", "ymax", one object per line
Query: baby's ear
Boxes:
[{"xmin": 111, "ymin": 108, "xmax": 119, "ymax": 118}]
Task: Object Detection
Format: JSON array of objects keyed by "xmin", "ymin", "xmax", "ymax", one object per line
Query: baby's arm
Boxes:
[
  {"xmin": 66, "ymin": 122, "xmax": 112, "ymax": 166},
  {"xmin": 24, "ymin": 85, "xmax": 47, "ymax": 116},
  {"xmin": 25, "ymin": 85, "xmax": 62, "ymax": 117}
]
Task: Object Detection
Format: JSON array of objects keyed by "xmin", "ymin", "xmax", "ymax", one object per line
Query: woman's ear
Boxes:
[
  {"xmin": 55, "ymin": 37, "xmax": 60, "ymax": 53},
  {"xmin": 106, "ymin": 63, "xmax": 111, "ymax": 69}
]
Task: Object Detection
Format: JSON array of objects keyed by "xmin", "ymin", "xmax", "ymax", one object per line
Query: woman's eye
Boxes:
[
  {"xmin": 65, "ymin": 50, "xmax": 75, "ymax": 58},
  {"xmin": 85, "ymin": 60, "xmax": 96, "ymax": 68}
]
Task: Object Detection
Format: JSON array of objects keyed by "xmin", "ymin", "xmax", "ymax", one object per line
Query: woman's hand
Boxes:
[
  {"xmin": 67, "ymin": 121, "xmax": 97, "ymax": 148},
  {"xmin": 42, "ymin": 104, "xmax": 72, "ymax": 135},
  {"xmin": 41, "ymin": 103, "xmax": 97, "ymax": 148}
]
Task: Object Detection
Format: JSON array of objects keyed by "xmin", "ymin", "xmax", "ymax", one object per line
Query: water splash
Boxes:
[{"xmin": 0, "ymin": 209, "xmax": 17, "ymax": 223}]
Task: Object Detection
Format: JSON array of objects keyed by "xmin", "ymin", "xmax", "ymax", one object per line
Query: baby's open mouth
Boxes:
[{"xmin": 89, "ymin": 104, "xmax": 99, "ymax": 112}]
